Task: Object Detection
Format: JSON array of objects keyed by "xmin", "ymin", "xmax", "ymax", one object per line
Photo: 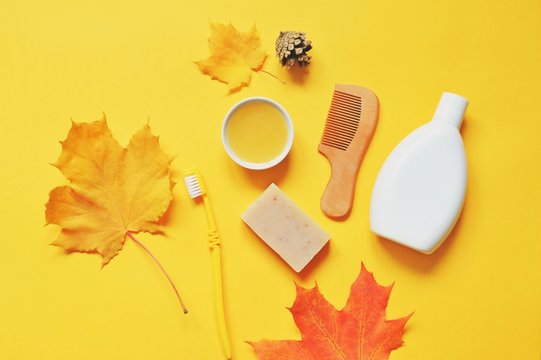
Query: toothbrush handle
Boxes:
[
  {"xmin": 209, "ymin": 231, "xmax": 232, "ymax": 359},
  {"xmin": 204, "ymin": 196, "xmax": 232, "ymax": 360}
]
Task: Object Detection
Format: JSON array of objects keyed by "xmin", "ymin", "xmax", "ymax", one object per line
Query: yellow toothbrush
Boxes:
[{"xmin": 183, "ymin": 168, "xmax": 232, "ymax": 359}]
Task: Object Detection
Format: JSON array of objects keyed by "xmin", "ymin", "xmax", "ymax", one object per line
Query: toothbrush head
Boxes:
[{"xmin": 183, "ymin": 168, "xmax": 207, "ymax": 199}]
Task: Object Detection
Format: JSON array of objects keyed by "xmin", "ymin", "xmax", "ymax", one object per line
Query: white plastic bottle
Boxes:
[{"xmin": 370, "ymin": 92, "xmax": 468, "ymax": 253}]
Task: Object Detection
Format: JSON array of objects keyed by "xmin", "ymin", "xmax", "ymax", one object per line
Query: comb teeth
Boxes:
[{"xmin": 321, "ymin": 90, "xmax": 362, "ymax": 151}]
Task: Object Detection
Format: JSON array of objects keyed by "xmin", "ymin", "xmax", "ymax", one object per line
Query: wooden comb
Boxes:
[{"xmin": 319, "ymin": 84, "xmax": 379, "ymax": 218}]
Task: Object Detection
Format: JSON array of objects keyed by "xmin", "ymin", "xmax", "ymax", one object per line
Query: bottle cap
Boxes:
[{"xmin": 432, "ymin": 92, "xmax": 468, "ymax": 128}]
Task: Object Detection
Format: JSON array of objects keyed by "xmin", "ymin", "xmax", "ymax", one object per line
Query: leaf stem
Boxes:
[
  {"xmin": 127, "ymin": 231, "xmax": 188, "ymax": 315},
  {"xmin": 260, "ymin": 69, "xmax": 286, "ymax": 84}
]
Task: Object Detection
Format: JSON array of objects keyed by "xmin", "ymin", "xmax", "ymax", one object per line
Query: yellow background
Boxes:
[{"xmin": 1, "ymin": 0, "xmax": 540, "ymax": 359}]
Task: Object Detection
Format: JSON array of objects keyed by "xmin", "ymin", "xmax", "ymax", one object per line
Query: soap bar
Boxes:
[{"xmin": 242, "ymin": 183, "xmax": 330, "ymax": 272}]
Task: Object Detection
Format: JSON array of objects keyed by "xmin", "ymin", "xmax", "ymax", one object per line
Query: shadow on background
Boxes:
[
  {"xmin": 239, "ymin": 151, "xmax": 291, "ymax": 189},
  {"xmin": 297, "ymin": 242, "xmax": 330, "ymax": 280},
  {"xmin": 285, "ymin": 65, "xmax": 310, "ymax": 85},
  {"xmin": 378, "ymin": 207, "xmax": 466, "ymax": 273},
  {"xmin": 158, "ymin": 194, "xmax": 178, "ymax": 229}
]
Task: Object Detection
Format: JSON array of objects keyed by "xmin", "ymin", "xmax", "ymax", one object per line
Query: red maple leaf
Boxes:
[{"xmin": 249, "ymin": 264, "xmax": 412, "ymax": 360}]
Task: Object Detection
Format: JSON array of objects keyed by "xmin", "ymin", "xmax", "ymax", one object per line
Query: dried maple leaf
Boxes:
[
  {"xmin": 45, "ymin": 115, "xmax": 187, "ymax": 312},
  {"xmin": 195, "ymin": 22, "xmax": 267, "ymax": 92},
  {"xmin": 249, "ymin": 264, "xmax": 412, "ymax": 360}
]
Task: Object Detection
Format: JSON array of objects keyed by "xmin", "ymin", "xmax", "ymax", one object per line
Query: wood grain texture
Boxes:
[{"xmin": 319, "ymin": 84, "xmax": 379, "ymax": 218}]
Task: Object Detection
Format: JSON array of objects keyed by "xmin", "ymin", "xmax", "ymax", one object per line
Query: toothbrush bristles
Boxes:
[{"xmin": 184, "ymin": 175, "xmax": 202, "ymax": 198}]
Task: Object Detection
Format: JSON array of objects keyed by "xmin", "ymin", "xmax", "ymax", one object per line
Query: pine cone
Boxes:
[{"xmin": 276, "ymin": 31, "xmax": 312, "ymax": 68}]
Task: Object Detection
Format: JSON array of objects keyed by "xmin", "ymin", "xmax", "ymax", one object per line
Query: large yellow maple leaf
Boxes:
[
  {"xmin": 45, "ymin": 116, "xmax": 173, "ymax": 266},
  {"xmin": 195, "ymin": 22, "xmax": 267, "ymax": 92}
]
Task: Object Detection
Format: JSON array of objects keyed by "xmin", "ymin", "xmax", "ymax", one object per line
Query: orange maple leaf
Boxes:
[
  {"xmin": 45, "ymin": 116, "xmax": 173, "ymax": 266},
  {"xmin": 249, "ymin": 264, "xmax": 412, "ymax": 360},
  {"xmin": 195, "ymin": 22, "xmax": 267, "ymax": 92}
]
